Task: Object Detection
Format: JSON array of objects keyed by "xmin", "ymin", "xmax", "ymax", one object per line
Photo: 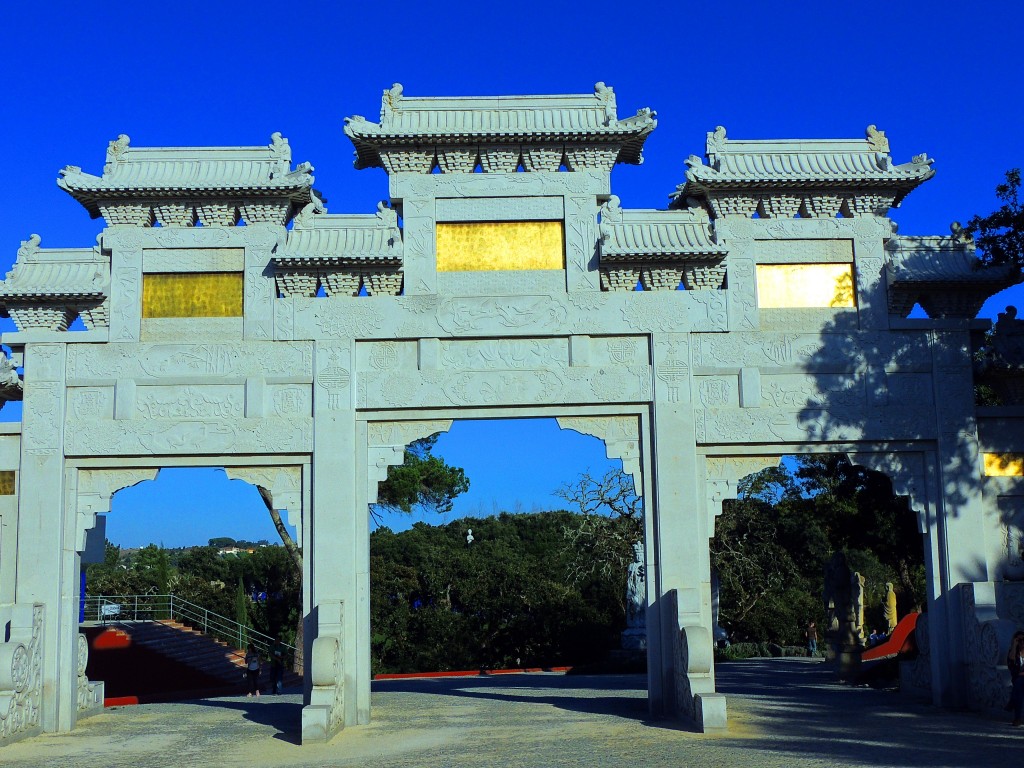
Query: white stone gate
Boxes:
[{"xmin": 0, "ymin": 83, "xmax": 1022, "ymax": 745}]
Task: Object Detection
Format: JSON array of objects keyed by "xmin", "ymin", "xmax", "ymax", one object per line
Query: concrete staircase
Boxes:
[{"xmin": 88, "ymin": 620, "xmax": 302, "ymax": 701}]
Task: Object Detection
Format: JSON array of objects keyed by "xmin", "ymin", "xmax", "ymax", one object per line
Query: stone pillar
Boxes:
[
  {"xmin": 107, "ymin": 238, "xmax": 142, "ymax": 343},
  {"xmin": 931, "ymin": 327, "xmax": 988, "ymax": 707},
  {"xmin": 650, "ymin": 332, "xmax": 726, "ymax": 730},
  {"xmin": 564, "ymin": 195, "xmax": 601, "ymax": 292},
  {"xmin": 242, "ymin": 225, "xmax": 282, "ymax": 341},
  {"xmin": 15, "ymin": 343, "xmax": 74, "ymax": 732},
  {"xmin": 851, "ymin": 216, "xmax": 893, "ymax": 331},
  {"xmin": 303, "ymin": 339, "xmax": 358, "ymax": 743},
  {"xmin": 397, "ymin": 194, "xmax": 436, "ymax": 296}
]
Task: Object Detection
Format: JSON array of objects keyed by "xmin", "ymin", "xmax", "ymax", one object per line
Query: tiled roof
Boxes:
[
  {"xmin": 58, "ymin": 133, "xmax": 314, "ymax": 215},
  {"xmin": 276, "ymin": 205, "xmax": 402, "ymax": 265},
  {"xmin": 676, "ymin": 126, "xmax": 934, "ymax": 204},
  {"xmin": 599, "ymin": 199, "xmax": 725, "ymax": 261},
  {"xmin": 0, "ymin": 235, "xmax": 108, "ymax": 300},
  {"xmin": 344, "ymin": 83, "xmax": 656, "ymax": 170}
]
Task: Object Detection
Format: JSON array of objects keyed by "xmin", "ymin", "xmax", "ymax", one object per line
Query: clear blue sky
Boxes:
[{"xmin": 1, "ymin": 1, "xmax": 1021, "ymax": 547}]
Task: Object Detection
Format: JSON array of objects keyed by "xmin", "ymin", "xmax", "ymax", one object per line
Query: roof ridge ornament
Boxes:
[
  {"xmin": 706, "ymin": 126, "xmax": 728, "ymax": 157},
  {"xmin": 382, "ymin": 83, "xmax": 404, "ymax": 121},
  {"xmin": 104, "ymin": 135, "xmax": 130, "ymax": 174},
  {"xmin": 269, "ymin": 132, "xmax": 292, "ymax": 165},
  {"xmin": 16, "ymin": 234, "xmax": 41, "ymax": 264},
  {"xmin": 866, "ymin": 125, "xmax": 889, "ymax": 153},
  {"xmin": 594, "ymin": 82, "xmax": 616, "ymax": 124}
]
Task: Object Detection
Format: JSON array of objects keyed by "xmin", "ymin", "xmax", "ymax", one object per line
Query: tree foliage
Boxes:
[
  {"xmin": 966, "ymin": 168, "xmax": 1024, "ymax": 275},
  {"xmin": 369, "ymin": 511, "xmax": 624, "ymax": 674}
]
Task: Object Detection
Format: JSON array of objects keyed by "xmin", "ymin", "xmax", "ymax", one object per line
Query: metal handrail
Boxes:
[{"xmin": 84, "ymin": 593, "xmax": 302, "ymax": 667}]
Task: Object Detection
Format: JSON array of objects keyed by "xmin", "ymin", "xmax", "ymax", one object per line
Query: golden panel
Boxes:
[
  {"xmin": 142, "ymin": 272, "xmax": 243, "ymax": 318},
  {"xmin": 0, "ymin": 471, "xmax": 14, "ymax": 495},
  {"xmin": 436, "ymin": 221, "xmax": 565, "ymax": 271},
  {"xmin": 983, "ymin": 453, "xmax": 1024, "ymax": 477},
  {"xmin": 756, "ymin": 263, "xmax": 856, "ymax": 309}
]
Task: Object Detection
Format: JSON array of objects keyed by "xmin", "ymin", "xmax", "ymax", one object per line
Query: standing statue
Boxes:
[
  {"xmin": 625, "ymin": 541, "xmax": 646, "ymax": 629},
  {"xmin": 884, "ymin": 582, "xmax": 898, "ymax": 634},
  {"xmin": 621, "ymin": 541, "xmax": 647, "ymax": 651},
  {"xmin": 851, "ymin": 572, "xmax": 866, "ymax": 645}
]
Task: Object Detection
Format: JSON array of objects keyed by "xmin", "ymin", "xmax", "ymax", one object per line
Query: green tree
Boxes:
[{"xmin": 965, "ymin": 168, "xmax": 1024, "ymax": 274}]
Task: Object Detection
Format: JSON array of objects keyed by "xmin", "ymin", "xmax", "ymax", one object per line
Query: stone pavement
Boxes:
[{"xmin": 3, "ymin": 659, "xmax": 1017, "ymax": 767}]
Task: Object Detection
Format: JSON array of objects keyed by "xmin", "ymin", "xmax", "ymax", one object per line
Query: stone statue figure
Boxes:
[
  {"xmin": 884, "ymin": 582, "xmax": 898, "ymax": 634},
  {"xmin": 620, "ymin": 541, "xmax": 647, "ymax": 651},
  {"xmin": 625, "ymin": 541, "xmax": 645, "ymax": 629},
  {"xmin": 465, "ymin": 529, "xmax": 474, "ymax": 546},
  {"xmin": 851, "ymin": 572, "xmax": 866, "ymax": 645},
  {"xmin": 823, "ymin": 552, "xmax": 852, "ymax": 636},
  {"xmin": 989, "ymin": 306, "xmax": 1024, "ymax": 368}
]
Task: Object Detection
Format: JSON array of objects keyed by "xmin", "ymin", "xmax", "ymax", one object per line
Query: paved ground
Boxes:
[{"xmin": 3, "ymin": 659, "xmax": 1018, "ymax": 767}]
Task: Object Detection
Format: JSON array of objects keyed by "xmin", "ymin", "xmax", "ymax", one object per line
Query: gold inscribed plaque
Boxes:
[
  {"xmin": 0, "ymin": 471, "xmax": 14, "ymax": 495},
  {"xmin": 436, "ymin": 221, "xmax": 565, "ymax": 271},
  {"xmin": 142, "ymin": 273, "xmax": 243, "ymax": 318},
  {"xmin": 756, "ymin": 264, "xmax": 856, "ymax": 308},
  {"xmin": 984, "ymin": 453, "xmax": 1024, "ymax": 477}
]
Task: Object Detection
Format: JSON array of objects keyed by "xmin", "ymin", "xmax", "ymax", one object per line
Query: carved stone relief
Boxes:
[
  {"xmin": 64, "ymin": 417, "xmax": 313, "ymax": 456},
  {"xmin": 67, "ymin": 342, "xmax": 313, "ymax": 383},
  {"xmin": 0, "ymin": 604, "xmax": 43, "ymax": 745}
]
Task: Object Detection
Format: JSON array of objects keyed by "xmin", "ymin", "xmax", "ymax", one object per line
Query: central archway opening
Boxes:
[{"xmin": 369, "ymin": 417, "xmax": 649, "ymax": 694}]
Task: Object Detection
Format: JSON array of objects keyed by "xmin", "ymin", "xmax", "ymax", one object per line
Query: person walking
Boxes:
[
  {"xmin": 805, "ymin": 620, "xmax": 818, "ymax": 658},
  {"xmin": 244, "ymin": 643, "xmax": 261, "ymax": 697},
  {"xmin": 1007, "ymin": 632, "xmax": 1024, "ymax": 726}
]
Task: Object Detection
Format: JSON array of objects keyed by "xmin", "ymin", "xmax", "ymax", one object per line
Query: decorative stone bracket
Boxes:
[
  {"xmin": 75, "ymin": 469, "xmax": 159, "ymax": 552},
  {"xmin": 847, "ymin": 452, "xmax": 927, "ymax": 534},
  {"xmin": 704, "ymin": 456, "xmax": 781, "ymax": 533},
  {"xmin": 302, "ymin": 599, "xmax": 345, "ymax": 744},
  {"xmin": 366, "ymin": 421, "xmax": 453, "ymax": 504},
  {"xmin": 224, "ymin": 467, "xmax": 304, "ymax": 540},
  {"xmin": 556, "ymin": 416, "xmax": 642, "ymax": 495}
]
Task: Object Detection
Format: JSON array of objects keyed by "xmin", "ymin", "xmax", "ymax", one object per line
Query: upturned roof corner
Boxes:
[
  {"xmin": 670, "ymin": 125, "xmax": 936, "ymax": 219},
  {"xmin": 884, "ymin": 222, "xmax": 1020, "ymax": 318},
  {"xmin": 57, "ymin": 133, "xmax": 316, "ymax": 227},
  {"xmin": 343, "ymin": 82, "xmax": 657, "ymax": 174}
]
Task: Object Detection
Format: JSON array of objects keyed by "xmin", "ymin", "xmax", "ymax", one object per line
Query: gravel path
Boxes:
[{"xmin": 3, "ymin": 659, "xmax": 1016, "ymax": 767}]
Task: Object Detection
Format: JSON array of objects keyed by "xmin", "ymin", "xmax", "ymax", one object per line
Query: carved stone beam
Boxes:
[
  {"xmin": 847, "ymin": 452, "xmax": 928, "ymax": 533},
  {"xmin": 76, "ymin": 469, "xmax": 159, "ymax": 552},
  {"xmin": 366, "ymin": 420, "xmax": 454, "ymax": 504},
  {"xmin": 556, "ymin": 416, "xmax": 642, "ymax": 496},
  {"xmin": 225, "ymin": 466, "xmax": 304, "ymax": 540},
  {"xmin": 704, "ymin": 457, "xmax": 781, "ymax": 533}
]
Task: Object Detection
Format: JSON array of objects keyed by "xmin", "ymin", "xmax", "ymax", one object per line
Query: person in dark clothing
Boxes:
[
  {"xmin": 244, "ymin": 643, "xmax": 261, "ymax": 697},
  {"xmin": 270, "ymin": 637, "xmax": 285, "ymax": 695},
  {"xmin": 1007, "ymin": 631, "xmax": 1024, "ymax": 726}
]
